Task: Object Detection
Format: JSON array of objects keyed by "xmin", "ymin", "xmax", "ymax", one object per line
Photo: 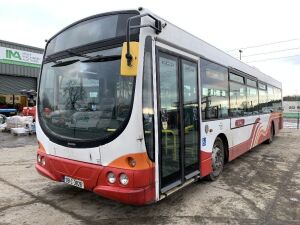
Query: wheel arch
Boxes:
[{"xmin": 271, "ymin": 120, "xmax": 275, "ymax": 136}]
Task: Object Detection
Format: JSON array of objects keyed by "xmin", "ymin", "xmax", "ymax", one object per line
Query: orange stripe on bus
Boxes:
[
  {"xmin": 108, "ymin": 152, "xmax": 154, "ymax": 170},
  {"xmin": 38, "ymin": 141, "xmax": 46, "ymax": 153}
]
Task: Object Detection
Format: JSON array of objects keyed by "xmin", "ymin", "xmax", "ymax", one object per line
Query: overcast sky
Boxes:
[{"xmin": 1, "ymin": 0, "xmax": 300, "ymax": 96}]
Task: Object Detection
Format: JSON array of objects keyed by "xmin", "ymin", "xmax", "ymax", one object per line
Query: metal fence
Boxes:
[{"xmin": 284, "ymin": 113, "xmax": 300, "ymax": 129}]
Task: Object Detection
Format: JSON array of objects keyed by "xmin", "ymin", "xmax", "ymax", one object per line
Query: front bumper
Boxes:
[{"xmin": 35, "ymin": 152, "xmax": 155, "ymax": 205}]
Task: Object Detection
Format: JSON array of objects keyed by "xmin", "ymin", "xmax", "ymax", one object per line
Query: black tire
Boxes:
[
  {"xmin": 206, "ymin": 137, "xmax": 225, "ymax": 181},
  {"xmin": 265, "ymin": 124, "xmax": 274, "ymax": 144}
]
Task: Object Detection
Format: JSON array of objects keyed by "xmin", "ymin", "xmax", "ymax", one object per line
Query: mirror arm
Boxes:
[
  {"xmin": 126, "ymin": 19, "xmax": 133, "ymax": 66},
  {"xmin": 126, "ymin": 13, "xmax": 163, "ymax": 66}
]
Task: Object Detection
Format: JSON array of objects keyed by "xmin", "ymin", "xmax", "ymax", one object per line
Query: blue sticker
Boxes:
[{"xmin": 202, "ymin": 137, "xmax": 206, "ymax": 146}]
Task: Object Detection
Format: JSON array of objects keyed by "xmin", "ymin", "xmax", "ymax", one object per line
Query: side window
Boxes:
[
  {"xmin": 201, "ymin": 59, "xmax": 229, "ymax": 120},
  {"xmin": 246, "ymin": 78, "xmax": 259, "ymax": 115},
  {"xmin": 247, "ymin": 87, "xmax": 259, "ymax": 115},
  {"xmin": 273, "ymin": 87, "xmax": 282, "ymax": 112},
  {"xmin": 142, "ymin": 36, "xmax": 155, "ymax": 161},
  {"xmin": 247, "ymin": 79, "xmax": 257, "ymax": 87},
  {"xmin": 267, "ymin": 85, "xmax": 275, "ymax": 112},
  {"xmin": 229, "ymin": 73, "xmax": 247, "ymax": 117},
  {"xmin": 258, "ymin": 82, "xmax": 267, "ymax": 113},
  {"xmin": 278, "ymin": 88, "xmax": 283, "ymax": 111}
]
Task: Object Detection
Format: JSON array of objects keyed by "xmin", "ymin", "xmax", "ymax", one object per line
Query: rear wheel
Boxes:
[
  {"xmin": 206, "ymin": 137, "xmax": 225, "ymax": 181},
  {"xmin": 265, "ymin": 124, "xmax": 274, "ymax": 144}
]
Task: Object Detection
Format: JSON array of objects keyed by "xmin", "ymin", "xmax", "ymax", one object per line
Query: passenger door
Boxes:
[{"xmin": 156, "ymin": 44, "xmax": 200, "ymax": 193}]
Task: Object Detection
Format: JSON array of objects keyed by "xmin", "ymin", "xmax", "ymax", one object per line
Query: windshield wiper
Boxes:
[
  {"xmin": 44, "ymin": 56, "xmax": 58, "ymax": 64},
  {"xmin": 81, "ymin": 55, "xmax": 121, "ymax": 63},
  {"xmin": 44, "ymin": 49, "xmax": 90, "ymax": 64},
  {"xmin": 66, "ymin": 49, "xmax": 92, "ymax": 59},
  {"xmin": 51, "ymin": 59, "xmax": 79, "ymax": 67}
]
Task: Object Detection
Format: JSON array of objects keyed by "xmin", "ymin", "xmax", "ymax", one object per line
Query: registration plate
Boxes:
[{"xmin": 64, "ymin": 176, "xmax": 84, "ymax": 189}]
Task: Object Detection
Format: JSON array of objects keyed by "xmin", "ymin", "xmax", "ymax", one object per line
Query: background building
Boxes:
[
  {"xmin": 0, "ymin": 40, "xmax": 43, "ymax": 110},
  {"xmin": 282, "ymin": 96, "xmax": 300, "ymax": 129}
]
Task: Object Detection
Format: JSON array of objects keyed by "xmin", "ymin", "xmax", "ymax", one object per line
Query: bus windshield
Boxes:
[{"xmin": 38, "ymin": 47, "xmax": 135, "ymax": 142}]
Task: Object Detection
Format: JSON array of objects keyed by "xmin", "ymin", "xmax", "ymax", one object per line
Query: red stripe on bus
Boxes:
[
  {"xmin": 200, "ymin": 151, "xmax": 212, "ymax": 177},
  {"xmin": 229, "ymin": 113, "xmax": 283, "ymax": 161}
]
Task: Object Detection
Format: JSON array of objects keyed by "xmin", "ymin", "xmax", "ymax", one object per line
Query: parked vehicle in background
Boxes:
[
  {"xmin": 22, "ymin": 106, "xmax": 36, "ymax": 119},
  {"xmin": 0, "ymin": 108, "xmax": 17, "ymax": 117}
]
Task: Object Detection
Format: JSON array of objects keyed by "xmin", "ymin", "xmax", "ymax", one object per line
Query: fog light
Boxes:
[
  {"xmin": 119, "ymin": 173, "xmax": 129, "ymax": 185},
  {"xmin": 41, "ymin": 157, "xmax": 46, "ymax": 166},
  {"xmin": 107, "ymin": 172, "xmax": 116, "ymax": 184},
  {"xmin": 37, "ymin": 154, "xmax": 42, "ymax": 163},
  {"xmin": 127, "ymin": 157, "xmax": 136, "ymax": 167}
]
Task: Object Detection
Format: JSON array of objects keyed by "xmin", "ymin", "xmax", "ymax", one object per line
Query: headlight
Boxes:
[
  {"xmin": 119, "ymin": 173, "xmax": 129, "ymax": 186},
  {"xmin": 41, "ymin": 157, "xmax": 46, "ymax": 166},
  {"xmin": 37, "ymin": 154, "xmax": 42, "ymax": 163},
  {"xmin": 107, "ymin": 172, "xmax": 116, "ymax": 184}
]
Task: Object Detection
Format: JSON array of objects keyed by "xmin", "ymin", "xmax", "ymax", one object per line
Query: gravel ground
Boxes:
[{"xmin": 0, "ymin": 129, "xmax": 299, "ymax": 225}]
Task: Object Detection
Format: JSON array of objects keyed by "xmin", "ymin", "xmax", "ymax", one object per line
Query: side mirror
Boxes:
[{"xmin": 120, "ymin": 41, "xmax": 139, "ymax": 76}]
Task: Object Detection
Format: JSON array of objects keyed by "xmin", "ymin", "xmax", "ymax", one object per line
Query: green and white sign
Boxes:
[{"xmin": 0, "ymin": 47, "xmax": 43, "ymax": 68}]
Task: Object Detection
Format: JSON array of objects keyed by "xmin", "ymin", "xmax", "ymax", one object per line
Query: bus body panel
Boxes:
[
  {"xmin": 35, "ymin": 8, "xmax": 283, "ymax": 205},
  {"xmin": 199, "ymin": 112, "xmax": 282, "ymax": 176},
  {"xmin": 200, "ymin": 119, "xmax": 230, "ymax": 176}
]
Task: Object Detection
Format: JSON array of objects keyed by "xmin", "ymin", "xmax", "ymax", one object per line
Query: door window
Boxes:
[
  {"xmin": 182, "ymin": 60, "xmax": 199, "ymax": 175},
  {"xmin": 158, "ymin": 53, "xmax": 181, "ymax": 187}
]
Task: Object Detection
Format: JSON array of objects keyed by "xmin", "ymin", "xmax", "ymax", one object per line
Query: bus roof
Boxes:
[{"xmin": 142, "ymin": 8, "xmax": 282, "ymax": 88}]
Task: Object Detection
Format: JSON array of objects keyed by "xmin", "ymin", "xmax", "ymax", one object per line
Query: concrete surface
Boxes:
[{"xmin": 0, "ymin": 129, "xmax": 299, "ymax": 225}]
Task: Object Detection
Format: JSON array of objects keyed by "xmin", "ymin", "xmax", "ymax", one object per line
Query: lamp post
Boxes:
[
  {"xmin": 297, "ymin": 100, "xmax": 300, "ymax": 130},
  {"xmin": 239, "ymin": 49, "xmax": 243, "ymax": 60}
]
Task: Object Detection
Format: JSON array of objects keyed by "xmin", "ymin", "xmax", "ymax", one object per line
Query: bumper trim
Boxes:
[{"xmin": 35, "ymin": 164, "xmax": 58, "ymax": 181}]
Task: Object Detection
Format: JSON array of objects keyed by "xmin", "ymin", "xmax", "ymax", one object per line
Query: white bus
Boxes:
[{"xmin": 36, "ymin": 8, "xmax": 283, "ymax": 205}]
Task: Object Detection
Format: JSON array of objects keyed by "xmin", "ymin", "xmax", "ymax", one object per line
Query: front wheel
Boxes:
[{"xmin": 206, "ymin": 137, "xmax": 225, "ymax": 181}]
